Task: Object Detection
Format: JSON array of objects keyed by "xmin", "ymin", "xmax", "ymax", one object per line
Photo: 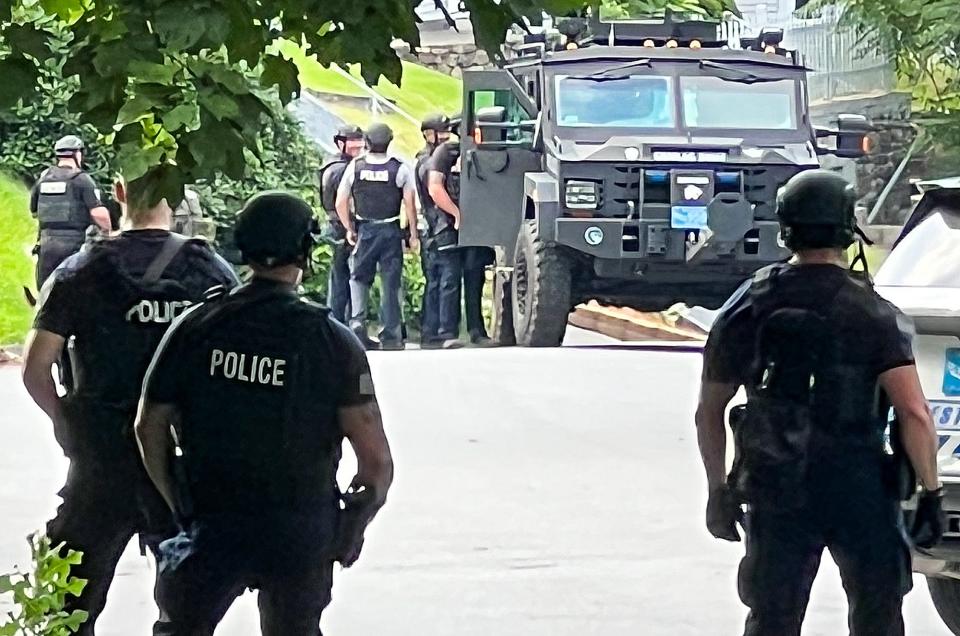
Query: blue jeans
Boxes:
[
  {"xmin": 326, "ymin": 241, "xmax": 351, "ymax": 324},
  {"xmin": 349, "ymin": 223, "xmax": 403, "ymax": 343},
  {"xmin": 421, "ymin": 243, "xmax": 461, "ymax": 342}
]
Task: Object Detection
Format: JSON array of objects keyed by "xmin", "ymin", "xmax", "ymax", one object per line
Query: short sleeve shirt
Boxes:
[
  {"xmin": 337, "ymin": 154, "xmax": 416, "ymax": 201},
  {"xmin": 29, "ymin": 167, "xmax": 102, "ymax": 215},
  {"xmin": 702, "ymin": 264, "xmax": 915, "ymax": 386}
]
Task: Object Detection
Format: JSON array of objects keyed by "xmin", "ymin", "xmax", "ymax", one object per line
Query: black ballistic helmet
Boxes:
[
  {"xmin": 365, "ymin": 123, "xmax": 394, "ymax": 152},
  {"xmin": 334, "ymin": 124, "xmax": 364, "ymax": 142},
  {"xmin": 235, "ymin": 191, "xmax": 317, "ymax": 267},
  {"xmin": 776, "ymin": 169, "xmax": 859, "ymax": 250},
  {"xmin": 421, "ymin": 113, "xmax": 451, "ymax": 132},
  {"xmin": 54, "ymin": 135, "xmax": 84, "ymax": 157}
]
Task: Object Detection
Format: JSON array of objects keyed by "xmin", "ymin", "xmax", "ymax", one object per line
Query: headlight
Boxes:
[{"xmin": 565, "ymin": 180, "xmax": 600, "ymax": 209}]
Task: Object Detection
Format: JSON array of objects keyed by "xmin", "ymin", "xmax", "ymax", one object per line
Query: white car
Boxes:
[{"xmin": 875, "ymin": 176, "xmax": 960, "ymax": 634}]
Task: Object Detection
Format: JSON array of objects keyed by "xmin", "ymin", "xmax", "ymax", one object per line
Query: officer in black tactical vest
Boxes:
[
  {"xmin": 21, "ymin": 176, "xmax": 239, "ymax": 635},
  {"xmin": 427, "ymin": 132, "xmax": 495, "ymax": 347},
  {"xmin": 318, "ymin": 125, "xmax": 365, "ymax": 323},
  {"xmin": 336, "ymin": 123, "xmax": 419, "ymax": 350},
  {"xmin": 29, "ymin": 135, "xmax": 112, "ymax": 287},
  {"xmin": 416, "ymin": 114, "xmax": 463, "ymax": 349},
  {"xmin": 136, "ymin": 192, "xmax": 394, "ymax": 636},
  {"xmin": 696, "ymin": 170, "xmax": 944, "ymax": 636}
]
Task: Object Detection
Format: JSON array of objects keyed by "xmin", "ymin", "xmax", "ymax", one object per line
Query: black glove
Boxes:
[
  {"xmin": 332, "ymin": 485, "xmax": 376, "ymax": 568},
  {"xmin": 911, "ymin": 487, "xmax": 946, "ymax": 550},
  {"xmin": 706, "ymin": 485, "xmax": 742, "ymax": 542}
]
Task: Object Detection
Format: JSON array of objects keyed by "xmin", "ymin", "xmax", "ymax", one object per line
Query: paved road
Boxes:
[{"xmin": 0, "ymin": 331, "xmax": 952, "ymax": 635}]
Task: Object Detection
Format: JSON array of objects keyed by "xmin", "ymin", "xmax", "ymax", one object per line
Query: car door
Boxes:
[{"xmin": 458, "ymin": 69, "xmax": 543, "ymax": 255}]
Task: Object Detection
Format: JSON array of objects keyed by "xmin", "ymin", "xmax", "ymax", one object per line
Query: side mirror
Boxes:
[
  {"xmin": 476, "ymin": 106, "xmax": 507, "ymax": 124},
  {"xmin": 815, "ymin": 114, "xmax": 872, "ymax": 159}
]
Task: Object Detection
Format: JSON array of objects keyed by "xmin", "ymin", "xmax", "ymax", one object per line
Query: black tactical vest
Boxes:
[
  {"xmin": 729, "ymin": 264, "xmax": 886, "ymax": 507},
  {"xmin": 36, "ymin": 167, "xmax": 91, "ymax": 232},
  {"xmin": 66, "ymin": 235, "xmax": 199, "ymax": 407},
  {"xmin": 352, "ymin": 157, "xmax": 403, "ymax": 222},
  {"xmin": 319, "ymin": 156, "xmax": 350, "ymax": 219},
  {"xmin": 172, "ymin": 283, "xmax": 343, "ymax": 519}
]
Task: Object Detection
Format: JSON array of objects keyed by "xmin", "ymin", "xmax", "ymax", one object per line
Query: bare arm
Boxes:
[
  {"xmin": 695, "ymin": 381, "xmax": 739, "ymax": 491},
  {"xmin": 135, "ymin": 400, "xmax": 180, "ymax": 513},
  {"xmin": 335, "ymin": 190, "xmax": 354, "ymax": 235},
  {"xmin": 90, "ymin": 206, "xmax": 111, "ymax": 232},
  {"xmin": 881, "ymin": 365, "xmax": 940, "ymax": 490},
  {"xmin": 428, "ymin": 171, "xmax": 460, "ymax": 228},
  {"xmin": 340, "ymin": 399, "xmax": 394, "ymax": 514},
  {"xmin": 21, "ymin": 329, "xmax": 66, "ymax": 422}
]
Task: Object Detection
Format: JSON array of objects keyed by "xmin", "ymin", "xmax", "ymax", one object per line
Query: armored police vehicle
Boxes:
[{"xmin": 456, "ymin": 15, "xmax": 869, "ymax": 346}]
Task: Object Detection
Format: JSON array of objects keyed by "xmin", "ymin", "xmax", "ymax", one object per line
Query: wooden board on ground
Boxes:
[{"xmin": 569, "ymin": 301, "xmax": 708, "ymax": 343}]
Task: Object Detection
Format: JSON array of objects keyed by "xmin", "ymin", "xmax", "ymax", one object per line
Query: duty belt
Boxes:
[{"xmin": 356, "ymin": 215, "xmax": 401, "ymax": 225}]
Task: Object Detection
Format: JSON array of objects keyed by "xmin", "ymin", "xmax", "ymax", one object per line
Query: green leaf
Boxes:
[
  {"xmin": 198, "ymin": 90, "xmax": 241, "ymax": 121},
  {"xmin": 116, "ymin": 144, "xmax": 165, "ymax": 182},
  {"xmin": 38, "ymin": 0, "xmax": 85, "ymax": 21},
  {"xmin": 0, "ymin": 56, "xmax": 38, "ymax": 109},
  {"xmin": 261, "ymin": 55, "xmax": 301, "ymax": 104},
  {"xmin": 116, "ymin": 94, "xmax": 156, "ymax": 126},
  {"xmin": 127, "ymin": 61, "xmax": 178, "ymax": 85},
  {"xmin": 5, "ymin": 23, "xmax": 55, "ymax": 62},
  {"xmin": 161, "ymin": 102, "xmax": 200, "ymax": 132},
  {"xmin": 153, "ymin": 4, "xmax": 205, "ymax": 51}
]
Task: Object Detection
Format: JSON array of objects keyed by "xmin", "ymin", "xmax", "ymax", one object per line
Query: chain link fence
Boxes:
[{"xmin": 781, "ymin": 13, "xmax": 895, "ymax": 104}]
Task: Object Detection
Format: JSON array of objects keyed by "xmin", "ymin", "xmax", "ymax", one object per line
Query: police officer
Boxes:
[
  {"xmin": 696, "ymin": 170, "xmax": 944, "ymax": 636},
  {"xmin": 318, "ymin": 125, "xmax": 365, "ymax": 323},
  {"xmin": 20, "ymin": 177, "xmax": 239, "ymax": 635},
  {"xmin": 136, "ymin": 192, "xmax": 394, "ymax": 636},
  {"xmin": 416, "ymin": 114, "xmax": 463, "ymax": 349},
  {"xmin": 30, "ymin": 135, "xmax": 112, "ymax": 287},
  {"xmin": 427, "ymin": 132, "xmax": 495, "ymax": 347},
  {"xmin": 336, "ymin": 123, "xmax": 418, "ymax": 350}
]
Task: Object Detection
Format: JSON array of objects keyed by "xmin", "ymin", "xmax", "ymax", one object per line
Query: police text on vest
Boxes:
[
  {"xmin": 359, "ymin": 169, "xmax": 390, "ymax": 182},
  {"xmin": 209, "ymin": 349, "xmax": 286, "ymax": 386},
  {"xmin": 126, "ymin": 300, "xmax": 192, "ymax": 324}
]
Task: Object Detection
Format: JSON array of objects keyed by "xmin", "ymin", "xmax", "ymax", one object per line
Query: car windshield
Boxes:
[
  {"xmin": 680, "ymin": 76, "xmax": 797, "ymax": 130},
  {"xmin": 876, "ymin": 210, "xmax": 960, "ymax": 288},
  {"xmin": 555, "ymin": 75, "xmax": 675, "ymax": 128}
]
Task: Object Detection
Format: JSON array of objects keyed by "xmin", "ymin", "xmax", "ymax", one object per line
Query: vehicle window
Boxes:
[
  {"xmin": 681, "ymin": 77, "xmax": 797, "ymax": 130},
  {"xmin": 470, "ymin": 89, "xmax": 533, "ymax": 142},
  {"xmin": 555, "ymin": 75, "xmax": 675, "ymax": 128},
  {"xmin": 876, "ymin": 211, "xmax": 960, "ymax": 288}
]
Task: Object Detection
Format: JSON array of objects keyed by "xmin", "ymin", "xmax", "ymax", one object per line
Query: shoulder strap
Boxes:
[{"xmin": 142, "ymin": 233, "xmax": 189, "ymax": 284}]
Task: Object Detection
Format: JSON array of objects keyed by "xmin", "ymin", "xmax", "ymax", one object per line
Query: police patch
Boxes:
[
  {"xmin": 39, "ymin": 181, "xmax": 67, "ymax": 195},
  {"xmin": 359, "ymin": 372, "xmax": 375, "ymax": 395}
]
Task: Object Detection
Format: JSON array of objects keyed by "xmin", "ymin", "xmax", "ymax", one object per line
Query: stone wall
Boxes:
[
  {"xmin": 393, "ymin": 41, "xmax": 491, "ymax": 78},
  {"xmin": 810, "ymin": 92, "xmax": 917, "ymax": 224}
]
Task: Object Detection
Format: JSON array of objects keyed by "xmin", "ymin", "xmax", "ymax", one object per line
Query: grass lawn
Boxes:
[
  {"xmin": 0, "ymin": 173, "xmax": 36, "ymax": 345},
  {"xmin": 279, "ymin": 41, "xmax": 463, "ymax": 159},
  {"xmin": 279, "ymin": 40, "xmax": 463, "ymax": 119}
]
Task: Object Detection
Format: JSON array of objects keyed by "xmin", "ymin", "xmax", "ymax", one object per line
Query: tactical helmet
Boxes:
[
  {"xmin": 365, "ymin": 123, "xmax": 394, "ymax": 152},
  {"xmin": 235, "ymin": 191, "xmax": 317, "ymax": 267},
  {"xmin": 334, "ymin": 124, "xmax": 364, "ymax": 142},
  {"xmin": 421, "ymin": 113, "xmax": 451, "ymax": 132},
  {"xmin": 776, "ymin": 170, "xmax": 858, "ymax": 250},
  {"xmin": 54, "ymin": 135, "xmax": 84, "ymax": 157}
]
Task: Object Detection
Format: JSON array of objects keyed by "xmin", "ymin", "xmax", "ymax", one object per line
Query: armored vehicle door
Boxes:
[{"xmin": 458, "ymin": 70, "xmax": 542, "ymax": 253}]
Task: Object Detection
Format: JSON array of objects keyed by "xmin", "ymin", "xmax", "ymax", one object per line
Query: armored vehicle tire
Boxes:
[
  {"xmin": 928, "ymin": 577, "xmax": 960, "ymax": 634},
  {"xmin": 511, "ymin": 220, "xmax": 572, "ymax": 347},
  {"xmin": 491, "ymin": 268, "xmax": 517, "ymax": 346}
]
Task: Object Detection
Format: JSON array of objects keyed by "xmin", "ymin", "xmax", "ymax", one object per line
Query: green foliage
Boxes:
[
  {"xmin": 0, "ymin": 534, "xmax": 88, "ymax": 635},
  {"xmin": 303, "ymin": 245, "xmax": 426, "ymax": 328},
  {"xmin": 0, "ymin": 0, "xmax": 591, "ymax": 205},
  {"xmin": 601, "ymin": 0, "xmax": 741, "ymax": 19},
  {"xmin": 0, "ymin": 173, "xmax": 35, "ymax": 345},
  {"xmin": 807, "ymin": 0, "xmax": 960, "ymax": 174}
]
